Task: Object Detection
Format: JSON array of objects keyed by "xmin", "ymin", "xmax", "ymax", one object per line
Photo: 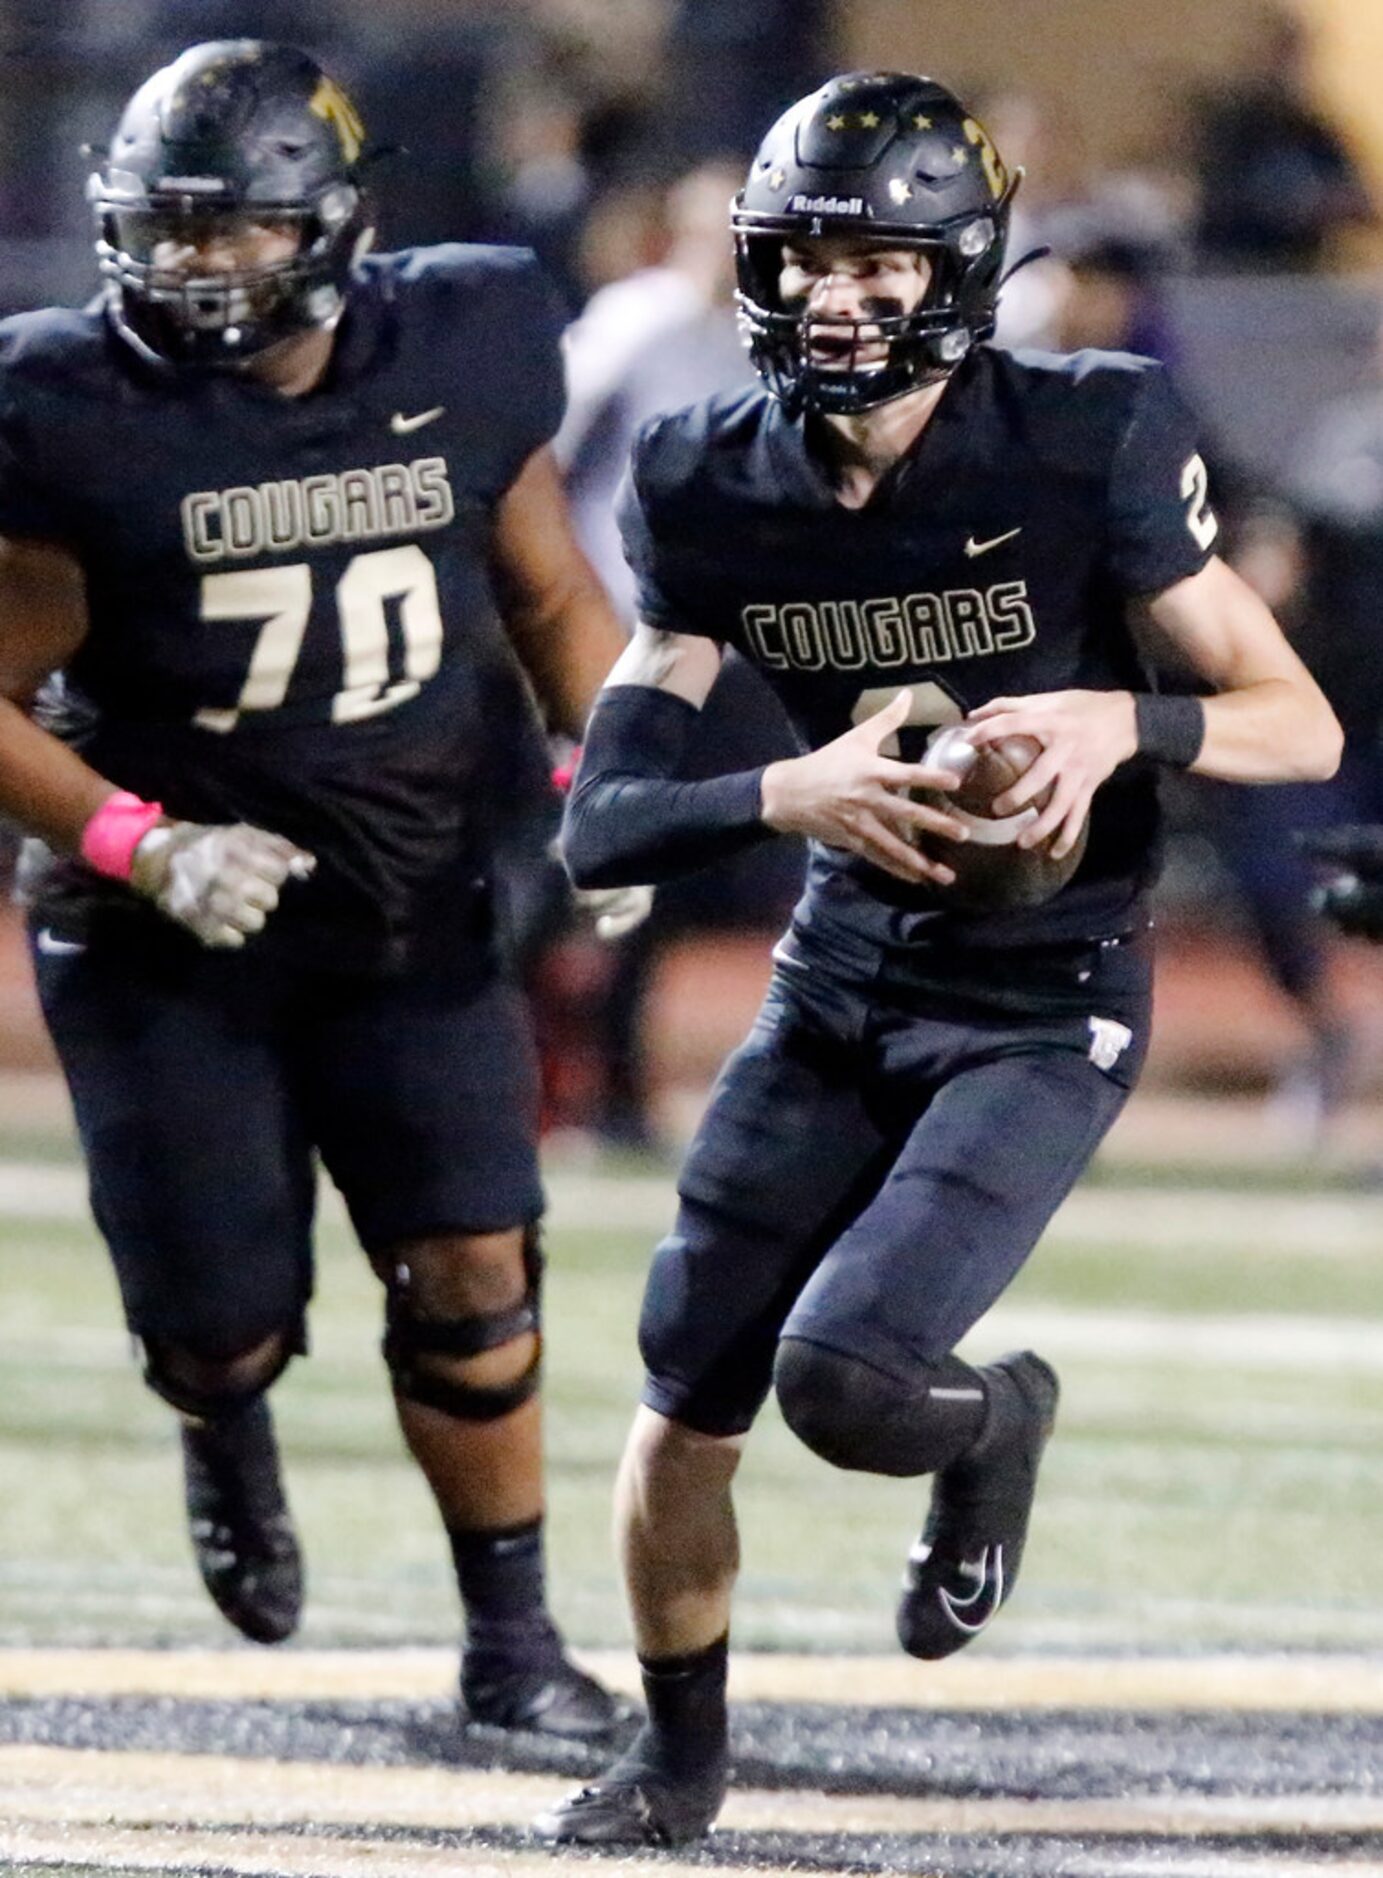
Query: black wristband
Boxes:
[{"xmin": 1134, "ymin": 693, "xmax": 1205, "ymax": 768}]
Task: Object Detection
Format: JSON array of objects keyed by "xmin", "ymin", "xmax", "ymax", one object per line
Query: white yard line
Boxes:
[
  {"xmin": 543, "ymin": 1171, "xmax": 1383, "ymax": 1258},
  {"xmin": 1, "ymin": 1742, "xmax": 1381, "ymax": 1847},
  {"xmin": 2, "ymin": 1162, "xmax": 1380, "ymax": 1377},
  {"xmin": 1, "ymin": 1822, "xmax": 1368, "ymax": 1878},
  {"xmin": 0, "ymin": 1646, "xmax": 1378, "ymax": 1711},
  {"xmin": 6, "ymin": 1297, "xmax": 1382, "ymax": 1380},
  {"xmin": 3, "ymin": 1160, "xmax": 1382, "ymax": 1257}
]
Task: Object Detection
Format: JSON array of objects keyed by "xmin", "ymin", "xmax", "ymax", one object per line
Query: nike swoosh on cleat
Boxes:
[
  {"xmin": 390, "ymin": 406, "xmax": 445, "ymax": 434},
  {"xmin": 35, "ymin": 928, "xmax": 86, "ymax": 957},
  {"xmin": 936, "ymin": 1543, "xmax": 1005, "ymax": 1634},
  {"xmin": 964, "ymin": 527, "xmax": 1021, "ymax": 558}
]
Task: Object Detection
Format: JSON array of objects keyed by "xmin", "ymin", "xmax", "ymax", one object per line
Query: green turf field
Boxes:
[{"xmin": 0, "ymin": 1133, "xmax": 1378, "ymax": 1658}]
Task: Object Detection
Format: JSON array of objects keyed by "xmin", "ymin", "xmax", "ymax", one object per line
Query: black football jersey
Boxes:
[
  {"xmin": 0, "ymin": 245, "xmax": 566, "ymax": 971},
  {"xmin": 619, "ymin": 346, "xmax": 1219, "ymax": 967}
]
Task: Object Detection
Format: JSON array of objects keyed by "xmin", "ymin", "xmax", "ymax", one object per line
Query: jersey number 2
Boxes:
[
  {"xmin": 1180, "ymin": 453, "xmax": 1218, "ymax": 552},
  {"xmin": 193, "ymin": 544, "xmax": 444, "ymax": 733},
  {"xmin": 850, "ymin": 681, "xmax": 962, "ymax": 755}
]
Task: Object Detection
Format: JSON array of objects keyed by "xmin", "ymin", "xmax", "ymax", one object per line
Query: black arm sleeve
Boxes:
[{"xmin": 560, "ymin": 684, "xmax": 773, "ymax": 889}]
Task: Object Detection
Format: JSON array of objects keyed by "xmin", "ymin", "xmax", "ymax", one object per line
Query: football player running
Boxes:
[
  {"xmin": 535, "ymin": 70, "xmax": 1341, "ymax": 1845},
  {"xmin": 0, "ymin": 42, "xmax": 631, "ymax": 1737}
]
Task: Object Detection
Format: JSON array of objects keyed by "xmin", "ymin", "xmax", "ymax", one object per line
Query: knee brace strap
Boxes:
[
  {"xmin": 383, "ymin": 1231, "xmax": 544, "ymax": 1423},
  {"xmin": 389, "ymin": 1330, "xmax": 543, "ymax": 1422}
]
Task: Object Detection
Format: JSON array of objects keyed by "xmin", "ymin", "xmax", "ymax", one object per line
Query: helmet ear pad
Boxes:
[
  {"xmin": 90, "ymin": 40, "xmax": 374, "ymax": 369},
  {"xmin": 732, "ymin": 70, "xmax": 1017, "ymax": 415}
]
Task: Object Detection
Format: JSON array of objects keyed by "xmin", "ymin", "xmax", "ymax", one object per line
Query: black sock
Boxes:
[
  {"xmin": 449, "ymin": 1518, "xmax": 561, "ymax": 1668},
  {"xmin": 633, "ymin": 1634, "xmax": 729, "ymax": 1779},
  {"xmin": 951, "ymin": 1362, "xmax": 1019, "ymax": 1478}
]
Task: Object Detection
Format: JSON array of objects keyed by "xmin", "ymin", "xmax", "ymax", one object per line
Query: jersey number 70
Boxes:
[{"xmin": 193, "ymin": 544, "xmax": 443, "ymax": 733}]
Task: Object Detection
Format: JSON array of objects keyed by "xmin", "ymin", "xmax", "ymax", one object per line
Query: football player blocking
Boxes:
[
  {"xmin": 536, "ymin": 70, "xmax": 1343, "ymax": 1847},
  {"xmin": 0, "ymin": 44, "xmax": 634, "ymax": 1734}
]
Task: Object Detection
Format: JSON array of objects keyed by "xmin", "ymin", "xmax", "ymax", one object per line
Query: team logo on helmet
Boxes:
[{"xmin": 309, "ymin": 75, "xmax": 365, "ymax": 166}]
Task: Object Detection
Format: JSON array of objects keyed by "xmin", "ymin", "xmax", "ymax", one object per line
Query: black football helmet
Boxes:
[
  {"xmin": 89, "ymin": 40, "xmax": 374, "ymax": 369},
  {"xmin": 733, "ymin": 72, "xmax": 1018, "ymax": 415}
]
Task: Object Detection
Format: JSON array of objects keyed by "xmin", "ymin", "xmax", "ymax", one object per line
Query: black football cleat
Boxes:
[
  {"xmin": 896, "ymin": 1350, "xmax": 1059, "ymax": 1661},
  {"xmin": 181, "ymin": 1397, "xmax": 302, "ymax": 1646},
  {"xmin": 531, "ymin": 1728, "xmax": 726, "ymax": 1846},
  {"xmin": 461, "ymin": 1649, "xmax": 623, "ymax": 1740}
]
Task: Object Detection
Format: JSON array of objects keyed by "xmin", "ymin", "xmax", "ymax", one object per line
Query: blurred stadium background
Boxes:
[{"xmin": 0, "ymin": 2, "xmax": 1380, "ymax": 1875}]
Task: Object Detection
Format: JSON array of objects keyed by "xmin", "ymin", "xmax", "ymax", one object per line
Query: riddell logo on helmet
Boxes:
[{"xmin": 788, "ymin": 193, "xmax": 865, "ymax": 215}]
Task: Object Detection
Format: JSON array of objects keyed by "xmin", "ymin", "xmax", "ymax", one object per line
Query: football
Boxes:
[{"xmin": 914, "ymin": 724, "xmax": 1088, "ymax": 912}]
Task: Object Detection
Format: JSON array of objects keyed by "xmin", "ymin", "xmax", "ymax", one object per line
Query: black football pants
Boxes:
[{"xmin": 638, "ymin": 935, "xmax": 1151, "ymax": 1435}]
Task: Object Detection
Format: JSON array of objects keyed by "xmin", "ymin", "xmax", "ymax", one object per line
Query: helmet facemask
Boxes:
[
  {"xmin": 94, "ymin": 186, "xmax": 368, "ymax": 369},
  {"xmin": 735, "ymin": 203, "xmax": 1011, "ymax": 417}
]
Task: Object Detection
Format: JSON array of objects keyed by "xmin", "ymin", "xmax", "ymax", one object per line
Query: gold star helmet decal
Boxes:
[
  {"xmin": 950, "ymin": 145, "xmax": 968, "ymax": 165},
  {"xmin": 913, "ymin": 113, "xmax": 933, "ymax": 130},
  {"xmin": 826, "ymin": 114, "xmax": 847, "ymax": 131},
  {"xmin": 768, "ymin": 167, "xmax": 786, "ymax": 189},
  {"xmin": 858, "ymin": 111, "xmax": 881, "ymax": 129},
  {"xmin": 888, "ymin": 177, "xmax": 913, "ymax": 205}
]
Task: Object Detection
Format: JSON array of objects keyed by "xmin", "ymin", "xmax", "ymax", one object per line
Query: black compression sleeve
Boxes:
[{"xmin": 561, "ymin": 684, "xmax": 772, "ymax": 888}]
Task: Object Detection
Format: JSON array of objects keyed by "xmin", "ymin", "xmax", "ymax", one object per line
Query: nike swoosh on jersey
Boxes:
[
  {"xmin": 390, "ymin": 406, "xmax": 445, "ymax": 435},
  {"xmin": 35, "ymin": 928, "xmax": 87, "ymax": 957},
  {"xmin": 935, "ymin": 1543, "xmax": 1005, "ymax": 1634},
  {"xmin": 964, "ymin": 527, "xmax": 1022, "ymax": 558}
]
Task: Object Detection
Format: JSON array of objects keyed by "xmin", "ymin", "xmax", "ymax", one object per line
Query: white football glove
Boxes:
[
  {"xmin": 129, "ymin": 820, "xmax": 316, "ymax": 949},
  {"xmin": 575, "ymin": 882, "xmax": 655, "ymax": 942}
]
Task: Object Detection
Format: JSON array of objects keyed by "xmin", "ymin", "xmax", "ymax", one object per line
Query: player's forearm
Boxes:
[
  {"xmin": 1139, "ymin": 559, "xmax": 1343, "ymax": 784},
  {"xmin": 490, "ymin": 447, "xmax": 628, "ymax": 736},
  {"xmin": 1191, "ymin": 677, "xmax": 1342, "ymax": 783},
  {"xmin": 0, "ymin": 696, "xmax": 117, "ymax": 851},
  {"xmin": 548, "ymin": 591, "xmax": 629, "ymax": 738},
  {"xmin": 561, "ymin": 684, "xmax": 770, "ymax": 888},
  {"xmin": 506, "ymin": 582, "xmax": 627, "ymax": 741}
]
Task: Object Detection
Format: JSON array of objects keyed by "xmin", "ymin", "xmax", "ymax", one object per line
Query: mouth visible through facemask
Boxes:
[
  {"xmin": 801, "ymin": 316, "xmax": 894, "ymax": 374},
  {"xmin": 794, "ymin": 292, "xmax": 910, "ymax": 372}
]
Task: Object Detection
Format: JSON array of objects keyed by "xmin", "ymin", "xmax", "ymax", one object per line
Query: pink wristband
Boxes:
[
  {"xmin": 551, "ymin": 746, "xmax": 582, "ymax": 795},
  {"xmin": 79, "ymin": 791, "xmax": 165, "ymax": 881}
]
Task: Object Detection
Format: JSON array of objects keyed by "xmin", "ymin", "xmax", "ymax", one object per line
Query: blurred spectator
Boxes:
[
  {"xmin": 1189, "ymin": 2, "xmax": 1374, "ymax": 272},
  {"xmin": 545, "ymin": 160, "xmax": 803, "ymax": 1153},
  {"xmin": 1053, "ymin": 234, "xmax": 1353, "ymax": 1136},
  {"xmin": 1049, "ymin": 234, "xmax": 1180, "ymax": 364},
  {"xmin": 484, "ymin": 48, "xmax": 663, "ymax": 311},
  {"xmin": 984, "ymin": 89, "xmax": 1193, "ymax": 351},
  {"xmin": 982, "ymin": 89, "xmax": 1087, "ymax": 351},
  {"xmin": 1284, "ymin": 304, "xmax": 1383, "ymax": 825},
  {"xmin": 664, "ymin": 0, "xmax": 835, "ymax": 167},
  {"xmin": 347, "ymin": 10, "xmax": 513, "ymax": 250},
  {"xmin": 559, "ymin": 161, "xmax": 750, "ymax": 611}
]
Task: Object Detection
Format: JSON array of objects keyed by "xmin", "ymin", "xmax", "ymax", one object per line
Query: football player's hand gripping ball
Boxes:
[
  {"xmin": 965, "ymin": 688, "xmax": 1140, "ymax": 859},
  {"xmin": 130, "ymin": 821, "xmax": 316, "ymax": 948},
  {"xmin": 760, "ymin": 688, "xmax": 970, "ymax": 886}
]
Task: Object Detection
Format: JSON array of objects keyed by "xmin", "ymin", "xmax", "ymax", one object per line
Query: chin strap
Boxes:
[{"xmin": 997, "ymin": 244, "xmax": 1053, "ymax": 291}]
